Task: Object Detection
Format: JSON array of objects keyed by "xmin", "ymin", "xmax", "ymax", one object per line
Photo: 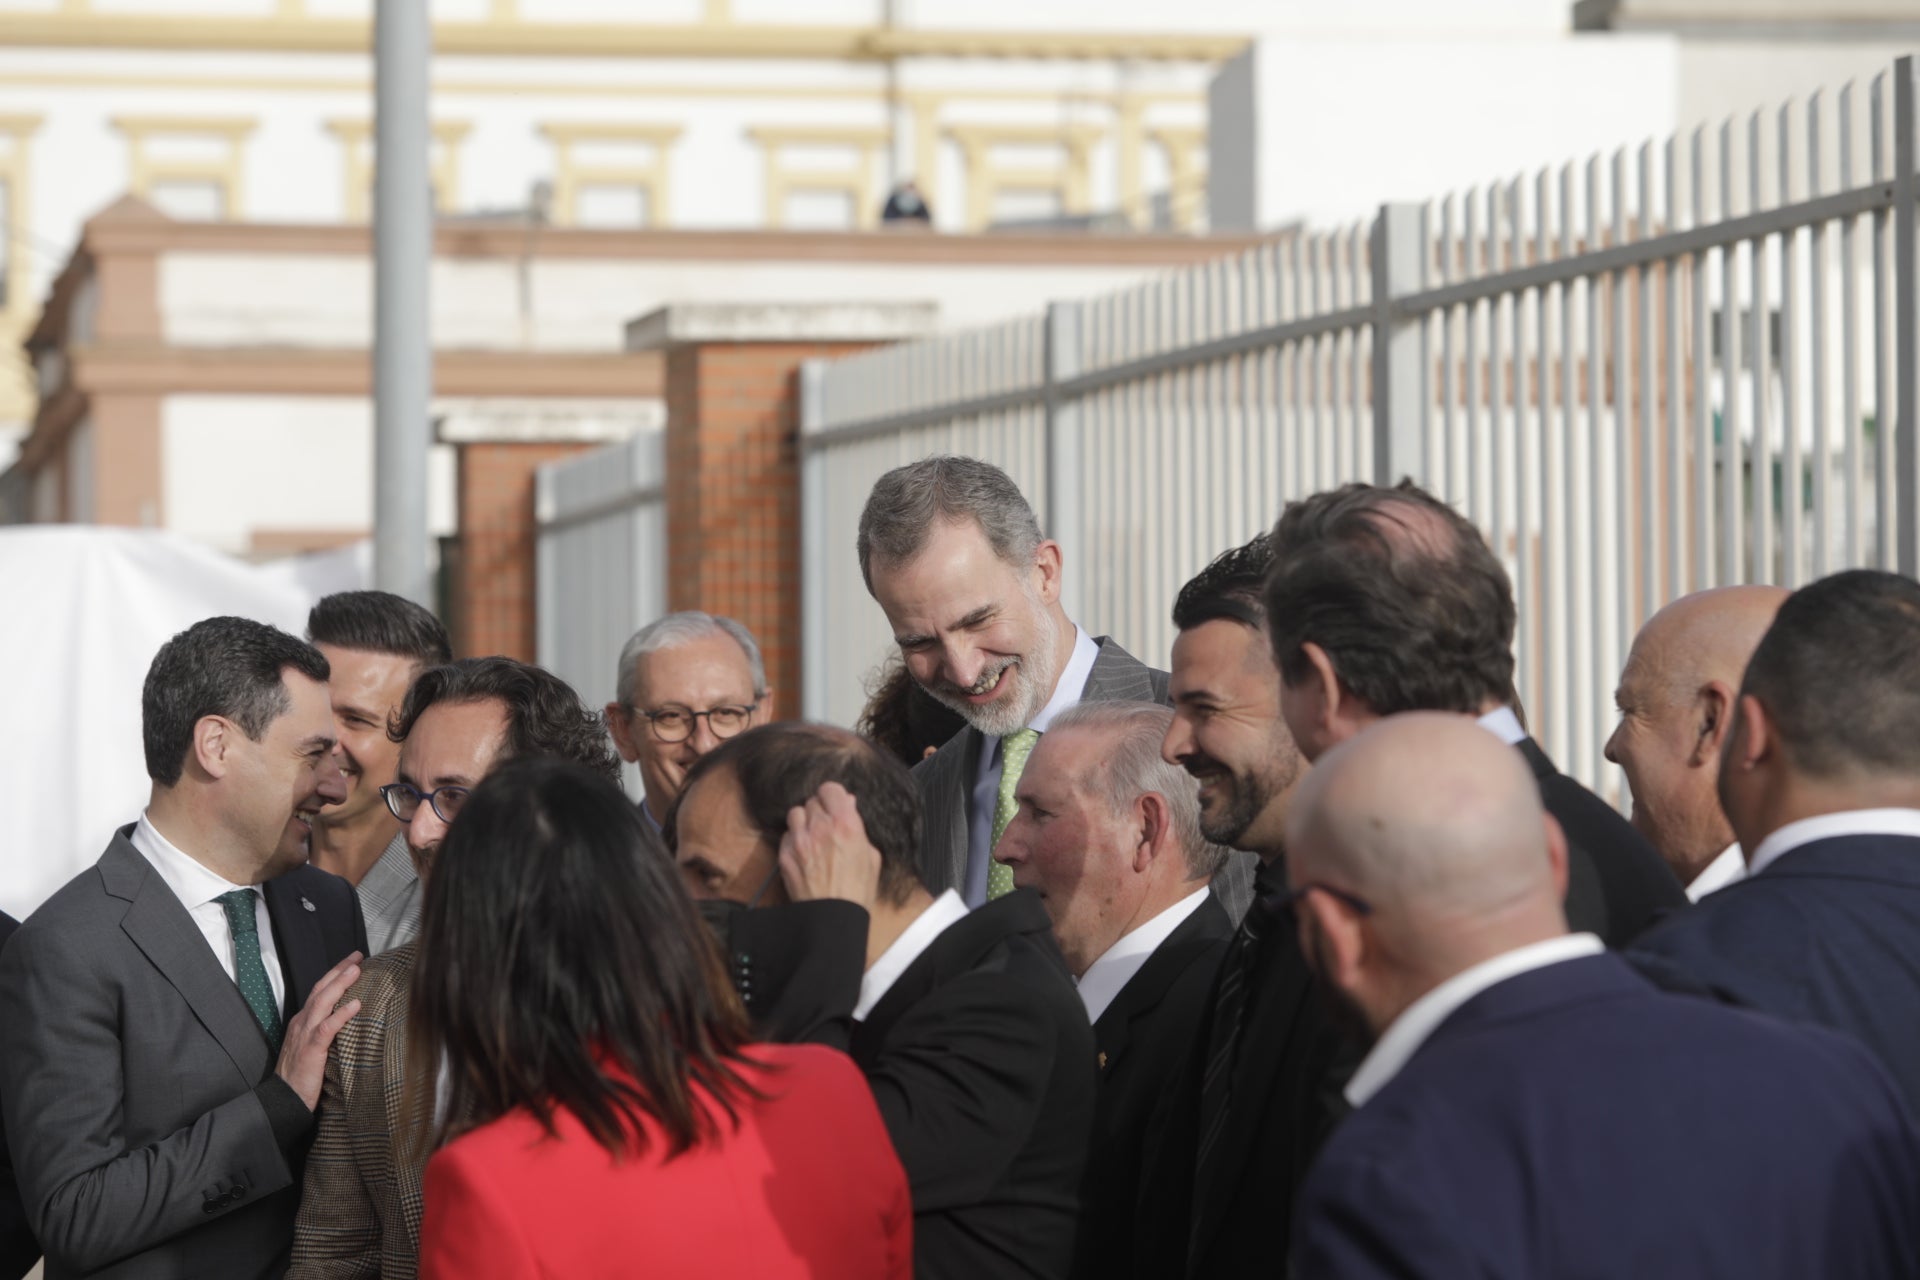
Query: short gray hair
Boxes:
[
  {"xmin": 614, "ymin": 612, "xmax": 767, "ymax": 709},
  {"xmin": 857, "ymin": 455, "xmax": 1044, "ymax": 590},
  {"xmin": 1047, "ymin": 701, "xmax": 1229, "ymax": 882}
]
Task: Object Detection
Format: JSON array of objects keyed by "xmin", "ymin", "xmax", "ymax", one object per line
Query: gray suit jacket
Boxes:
[
  {"xmin": 0, "ymin": 829, "xmax": 364, "ymax": 1280},
  {"xmin": 913, "ymin": 637, "xmax": 1256, "ymax": 922}
]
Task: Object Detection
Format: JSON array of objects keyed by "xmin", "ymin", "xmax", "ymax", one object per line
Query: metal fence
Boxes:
[
  {"xmin": 802, "ymin": 57, "xmax": 1920, "ymax": 802},
  {"xmin": 535, "ymin": 429, "xmax": 667, "ymax": 796}
]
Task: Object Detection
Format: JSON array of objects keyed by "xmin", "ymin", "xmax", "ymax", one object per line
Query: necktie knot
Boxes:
[
  {"xmin": 987, "ymin": 727, "xmax": 1043, "ymax": 899},
  {"xmin": 217, "ymin": 888, "xmax": 260, "ymax": 937}
]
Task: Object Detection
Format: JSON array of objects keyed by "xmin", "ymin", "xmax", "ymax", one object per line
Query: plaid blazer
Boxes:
[{"xmin": 288, "ymin": 942, "xmax": 430, "ymax": 1280}]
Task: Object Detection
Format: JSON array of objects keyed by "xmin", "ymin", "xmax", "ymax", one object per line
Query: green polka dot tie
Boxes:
[
  {"xmin": 988, "ymin": 728, "xmax": 1041, "ymax": 900},
  {"xmin": 218, "ymin": 889, "xmax": 284, "ymax": 1054}
]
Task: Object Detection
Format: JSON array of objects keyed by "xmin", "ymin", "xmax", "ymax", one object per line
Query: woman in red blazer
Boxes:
[{"xmin": 409, "ymin": 758, "xmax": 911, "ymax": 1280}]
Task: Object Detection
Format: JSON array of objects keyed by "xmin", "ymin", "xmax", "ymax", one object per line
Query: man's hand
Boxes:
[
  {"xmin": 276, "ymin": 952, "xmax": 363, "ymax": 1110},
  {"xmin": 779, "ymin": 782, "xmax": 883, "ymax": 913}
]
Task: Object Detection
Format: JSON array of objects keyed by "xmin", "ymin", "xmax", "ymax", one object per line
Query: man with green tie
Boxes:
[
  {"xmin": 859, "ymin": 456, "xmax": 1253, "ymax": 921},
  {"xmin": 0, "ymin": 617, "xmax": 368, "ymax": 1279}
]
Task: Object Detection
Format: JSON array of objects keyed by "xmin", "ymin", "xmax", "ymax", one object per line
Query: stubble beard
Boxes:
[{"xmin": 922, "ymin": 595, "xmax": 1062, "ymax": 739}]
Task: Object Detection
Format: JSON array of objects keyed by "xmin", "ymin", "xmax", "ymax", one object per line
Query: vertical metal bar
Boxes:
[
  {"xmin": 1349, "ymin": 225, "xmax": 1368, "ymax": 484},
  {"xmin": 1637, "ymin": 140, "xmax": 1658, "ymax": 621},
  {"xmin": 799, "ymin": 361, "xmax": 829, "ymax": 719},
  {"xmin": 1665, "ymin": 135, "xmax": 1685, "ymax": 598},
  {"xmin": 1750, "ymin": 111, "xmax": 1775, "ymax": 584},
  {"xmin": 1810, "ymin": 92, "xmax": 1832, "ymax": 577},
  {"xmin": 1577, "ymin": 154, "xmax": 1602, "ymax": 787},
  {"xmin": 1552, "ymin": 161, "xmax": 1576, "ymax": 768},
  {"xmin": 1490, "ymin": 184, "xmax": 1508, "ymax": 567},
  {"xmin": 1874, "ymin": 71, "xmax": 1894, "ymax": 569},
  {"xmin": 1465, "ymin": 190, "xmax": 1483, "ymax": 520},
  {"xmin": 1779, "ymin": 101, "xmax": 1803, "ymax": 588},
  {"xmin": 1373, "ymin": 206, "xmax": 1428, "ymax": 487},
  {"xmin": 1843, "ymin": 83, "xmax": 1865, "ymax": 566},
  {"xmin": 1894, "ymin": 56, "xmax": 1918, "ymax": 575},
  {"xmin": 1692, "ymin": 126, "xmax": 1715, "ymax": 587},
  {"xmin": 1721, "ymin": 119, "xmax": 1745, "ymax": 586},
  {"xmin": 1513, "ymin": 174, "xmax": 1537, "ymax": 722},
  {"xmin": 1440, "ymin": 196, "xmax": 1457, "ymax": 498}
]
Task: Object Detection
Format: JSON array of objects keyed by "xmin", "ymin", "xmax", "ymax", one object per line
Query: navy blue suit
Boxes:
[
  {"xmin": 1293, "ymin": 952, "xmax": 1920, "ymax": 1279},
  {"xmin": 1631, "ymin": 833, "xmax": 1920, "ymax": 1117}
]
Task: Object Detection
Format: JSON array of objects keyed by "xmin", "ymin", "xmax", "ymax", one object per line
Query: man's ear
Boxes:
[
  {"xmin": 1690, "ymin": 680, "xmax": 1736, "ymax": 768},
  {"xmin": 1135, "ymin": 791, "xmax": 1174, "ymax": 874},
  {"xmin": 193, "ymin": 715, "xmax": 235, "ymax": 781},
  {"xmin": 1302, "ymin": 887, "xmax": 1368, "ymax": 991},
  {"xmin": 1543, "ymin": 812, "xmax": 1570, "ymax": 902},
  {"xmin": 751, "ymin": 691, "xmax": 774, "ymax": 727},
  {"xmin": 1298, "ymin": 642, "xmax": 1358, "ymax": 743},
  {"xmin": 1031, "ymin": 539, "xmax": 1065, "ymax": 607},
  {"xmin": 1728, "ymin": 693, "xmax": 1774, "ymax": 773},
  {"xmin": 604, "ymin": 703, "xmax": 641, "ymax": 763}
]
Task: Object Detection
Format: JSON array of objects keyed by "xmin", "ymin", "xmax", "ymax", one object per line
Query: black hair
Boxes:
[
  {"xmin": 856, "ymin": 659, "xmax": 968, "ymax": 767},
  {"xmin": 391, "ymin": 657, "xmax": 621, "ymax": 786},
  {"xmin": 143, "ymin": 617, "xmax": 331, "ymax": 787},
  {"xmin": 667, "ymin": 722, "xmax": 922, "ymax": 907},
  {"xmin": 411, "ymin": 758, "xmax": 762, "ymax": 1160},
  {"xmin": 1173, "ymin": 534, "xmax": 1275, "ymax": 632},
  {"xmin": 306, "ymin": 591, "xmax": 452, "ymax": 669}
]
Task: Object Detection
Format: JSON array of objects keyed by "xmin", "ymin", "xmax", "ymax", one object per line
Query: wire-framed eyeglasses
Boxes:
[
  {"xmin": 633, "ymin": 703, "xmax": 759, "ymax": 744},
  {"xmin": 379, "ymin": 782, "xmax": 472, "ymax": 825}
]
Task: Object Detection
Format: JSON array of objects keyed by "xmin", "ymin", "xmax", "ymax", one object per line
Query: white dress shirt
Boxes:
[
  {"xmin": 1745, "ymin": 808, "xmax": 1920, "ymax": 879},
  {"xmin": 1474, "ymin": 705, "xmax": 1529, "ymax": 746},
  {"xmin": 130, "ymin": 811, "xmax": 286, "ymax": 1011},
  {"xmin": 1344, "ymin": 933, "xmax": 1604, "ymax": 1108},
  {"xmin": 964, "ymin": 625, "xmax": 1101, "ymax": 905},
  {"xmin": 853, "ymin": 889, "xmax": 971, "ymax": 1022},
  {"xmin": 1075, "ymin": 886, "xmax": 1210, "ymax": 1024},
  {"xmin": 1687, "ymin": 842, "xmax": 1746, "ymax": 901}
]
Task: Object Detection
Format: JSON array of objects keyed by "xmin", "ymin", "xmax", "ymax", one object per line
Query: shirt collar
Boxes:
[
  {"xmin": 132, "ymin": 811, "xmax": 255, "ymax": 912},
  {"xmin": 1474, "ymin": 705, "xmax": 1528, "ymax": 747},
  {"xmin": 853, "ymin": 889, "xmax": 970, "ymax": 1022},
  {"xmin": 1027, "ymin": 625, "xmax": 1099, "ymax": 736},
  {"xmin": 1746, "ymin": 808, "xmax": 1920, "ymax": 878},
  {"xmin": 1686, "ymin": 842, "xmax": 1746, "ymax": 901},
  {"xmin": 1075, "ymin": 886, "xmax": 1211, "ymax": 1024},
  {"xmin": 1344, "ymin": 933, "xmax": 1605, "ymax": 1108}
]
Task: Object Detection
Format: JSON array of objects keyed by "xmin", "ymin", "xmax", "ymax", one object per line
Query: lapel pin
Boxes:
[
  {"xmin": 1097, "ymin": 1051, "xmax": 1108, "ymax": 1071},
  {"xmin": 301, "ymin": 897, "xmax": 316, "ymax": 913}
]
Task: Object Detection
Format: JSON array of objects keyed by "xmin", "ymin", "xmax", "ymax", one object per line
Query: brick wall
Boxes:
[{"xmin": 452, "ymin": 439, "xmax": 598, "ymax": 660}]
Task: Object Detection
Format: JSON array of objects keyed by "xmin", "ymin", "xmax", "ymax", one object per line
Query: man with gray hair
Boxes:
[
  {"xmin": 995, "ymin": 701, "xmax": 1234, "ymax": 1280},
  {"xmin": 605, "ymin": 611, "xmax": 770, "ymax": 834},
  {"xmin": 860, "ymin": 455, "xmax": 1177, "ymax": 911}
]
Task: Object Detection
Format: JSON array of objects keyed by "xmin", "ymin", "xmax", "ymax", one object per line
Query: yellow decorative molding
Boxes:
[
  {"xmin": 0, "ymin": 115, "xmax": 42, "ymax": 333},
  {"xmin": 539, "ymin": 122, "xmax": 682, "ymax": 228},
  {"xmin": 327, "ymin": 119, "xmax": 472, "ymax": 221},
  {"xmin": 110, "ymin": 115, "xmax": 254, "ymax": 220},
  {"xmin": 0, "ymin": 12, "xmax": 1246, "ymax": 63},
  {"xmin": 748, "ymin": 126, "xmax": 890, "ymax": 231},
  {"xmin": 1147, "ymin": 124, "xmax": 1208, "ymax": 230},
  {"xmin": 946, "ymin": 123, "xmax": 1105, "ymax": 232}
]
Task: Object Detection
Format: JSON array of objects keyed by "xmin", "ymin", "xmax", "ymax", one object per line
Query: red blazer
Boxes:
[{"xmin": 419, "ymin": 1043, "xmax": 911, "ymax": 1280}]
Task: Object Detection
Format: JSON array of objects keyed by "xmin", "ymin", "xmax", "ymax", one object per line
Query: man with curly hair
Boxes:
[{"xmin": 288, "ymin": 658, "xmax": 623, "ymax": 1280}]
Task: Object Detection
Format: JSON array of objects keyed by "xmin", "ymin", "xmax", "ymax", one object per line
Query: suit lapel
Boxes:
[
  {"xmin": 106, "ymin": 834, "xmax": 274, "ymax": 1083},
  {"xmin": 1093, "ymin": 898, "xmax": 1230, "ymax": 1075},
  {"xmin": 1081, "ymin": 638, "xmax": 1157, "ymax": 704},
  {"xmin": 263, "ymin": 873, "xmax": 325, "ymax": 1019},
  {"xmin": 915, "ymin": 725, "xmax": 983, "ymax": 896}
]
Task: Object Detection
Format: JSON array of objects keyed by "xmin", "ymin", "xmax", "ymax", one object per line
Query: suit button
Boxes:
[{"xmin": 203, "ymin": 1203, "xmax": 218, "ymax": 1215}]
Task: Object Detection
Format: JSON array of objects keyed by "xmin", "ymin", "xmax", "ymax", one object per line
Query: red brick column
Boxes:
[
  {"xmin": 663, "ymin": 341, "xmax": 876, "ymax": 722},
  {"xmin": 452, "ymin": 440, "xmax": 598, "ymax": 659}
]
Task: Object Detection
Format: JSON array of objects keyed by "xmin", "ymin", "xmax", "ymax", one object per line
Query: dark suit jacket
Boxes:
[
  {"xmin": 1134, "ymin": 858, "xmax": 1355, "ymax": 1279},
  {"xmin": 1293, "ymin": 952, "xmax": 1920, "ymax": 1278},
  {"xmin": 0, "ymin": 912, "xmax": 39, "ymax": 1280},
  {"xmin": 1074, "ymin": 896, "xmax": 1230, "ymax": 1280},
  {"xmin": 0, "ymin": 829, "xmax": 366, "ymax": 1280},
  {"xmin": 914, "ymin": 637, "xmax": 1256, "ymax": 921},
  {"xmin": 1518, "ymin": 737, "xmax": 1685, "ymax": 946},
  {"xmin": 736, "ymin": 890, "xmax": 1096, "ymax": 1280},
  {"xmin": 1630, "ymin": 832, "xmax": 1920, "ymax": 1118}
]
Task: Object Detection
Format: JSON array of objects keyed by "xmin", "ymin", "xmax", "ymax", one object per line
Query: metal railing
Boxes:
[
  {"xmin": 535, "ymin": 429, "xmax": 667, "ymax": 791},
  {"xmin": 801, "ymin": 57, "xmax": 1920, "ymax": 802}
]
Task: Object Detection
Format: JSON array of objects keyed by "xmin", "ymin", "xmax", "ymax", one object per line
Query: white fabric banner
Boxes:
[{"xmin": 0, "ymin": 527, "xmax": 325, "ymax": 919}]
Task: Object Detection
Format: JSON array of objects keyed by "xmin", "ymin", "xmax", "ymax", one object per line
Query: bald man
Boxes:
[
  {"xmin": 1285, "ymin": 714, "xmax": 1920, "ymax": 1279},
  {"xmin": 1605, "ymin": 585, "xmax": 1788, "ymax": 898}
]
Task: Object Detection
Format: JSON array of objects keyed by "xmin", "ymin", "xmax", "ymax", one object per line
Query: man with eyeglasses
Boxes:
[
  {"xmin": 290, "ymin": 657, "xmax": 622, "ymax": 1280},
  {"xmin": 605, "ymin": 612, "xmax": 771, "ymax": 835}
]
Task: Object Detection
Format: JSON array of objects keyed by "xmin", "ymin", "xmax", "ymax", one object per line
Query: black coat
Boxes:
[
  {"xmin": 724, "ymin": 890, "xmax": 1096, "ymax": 1280},
  {"xmin": 1518, "ymin": 737, "xmax": 1685, "ymax": 946},
  {"xmin": 0, "ymin": 912, "xmax": 38, "ymax": 1280},
  {"xmin": 1074, "ymin": 896, "xmax": 1230, "ymax": 1280}
]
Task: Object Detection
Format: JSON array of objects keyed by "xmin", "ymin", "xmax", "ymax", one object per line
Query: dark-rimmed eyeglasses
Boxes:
[
  {"xmin": 631, "ymin": 703, "xmax": 758, "ymax": 744},
  {"xmin": 380, "ymin": 782, "xmax": 471, "ymax": 825},
  {"xmin": 1272, "ymin": 881, "xmax": 1375, "ymax": 923}
]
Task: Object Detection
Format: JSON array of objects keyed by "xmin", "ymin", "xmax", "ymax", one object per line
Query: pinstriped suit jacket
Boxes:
[
  {"xmin": 913, "ymin": 637, "xmax": 1256, "ymax": 922},
  {"xmin": 288, "ymin": 943, "xmax": 430, "ymax": 1280}
]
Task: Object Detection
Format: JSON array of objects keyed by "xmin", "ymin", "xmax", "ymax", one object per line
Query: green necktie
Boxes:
[
  {"xmin": 217, "ymin": 889, "xmax": 285, "ymax": 1053},
  {"xmin": 988, "ymin": 727, "xmax": 1041, "ymax": 900}
]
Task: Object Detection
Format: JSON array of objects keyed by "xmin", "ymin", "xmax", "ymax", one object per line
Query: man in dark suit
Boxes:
[
  {"xmin": 991, "ymin": 701, "xmax": 1232, "ymax": 1280},
  {"xmin": 1631, "ymin": 569, "xmax": 1920, "ymax": 1114},
  {"xmin": 1288, "ymin": 712, "xmax": 1920, "ymax": 1278},
  {"xmin": 0, "ymin": 617, "xmax": 368, "ymax": 1279},
  {"xmin": 1147, "ymin": 536, "xmax": 1347, "ymax": 1278},
  {"xmin": 668, "ymin": 722, "xmax": 1095, "ymax": 1280},
  {"xmin": 858, "ymin": 455, "xmax": 1253, "ymax": 920},
  {"xmin": 0, "ymin": 912, "xmax": 37, "ymax": 1280},
  {"xmin": 1266, "ymin": 479, "xmax": 1685, "ymax": 946}
]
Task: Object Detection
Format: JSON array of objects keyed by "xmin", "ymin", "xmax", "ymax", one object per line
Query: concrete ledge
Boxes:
[
  {"xmin": 434, "ymin": 397, "xmax": 665, "ymax": 445},
  {"xmin": 624, "ymin": 302, "xmax": 939, "ymax": 352}
]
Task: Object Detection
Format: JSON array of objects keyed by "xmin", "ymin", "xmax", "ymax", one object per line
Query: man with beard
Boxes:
[
  {"xmin": 1142, "ymin": 535, "xmax": 1348, "ymax": 1278},
  {"xmin": 859, "ymin": 455, "xmax": 1252, "ymax": 918},
  {"xmin": 1287, "ymin": 714, "xmax": 1920, "ymax": 1279}
]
